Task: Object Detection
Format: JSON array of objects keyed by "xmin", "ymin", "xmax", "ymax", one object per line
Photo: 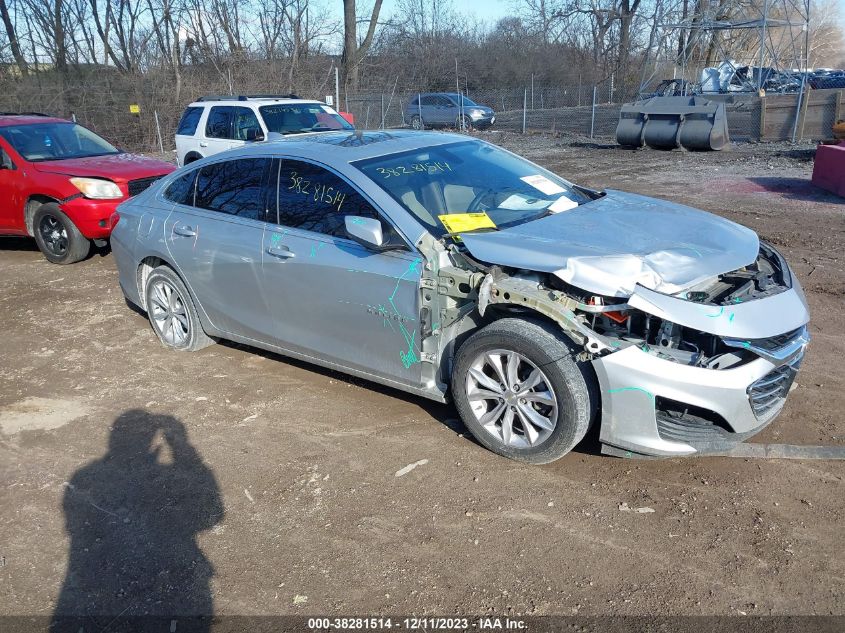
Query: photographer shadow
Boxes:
[{"xmin": 51, "ymin": 409, "xmax": 223, "ymax": 632}]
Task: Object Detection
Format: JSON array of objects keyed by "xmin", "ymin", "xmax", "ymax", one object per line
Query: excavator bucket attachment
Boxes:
[{"xmin": 616, "ymin": 96, "xmax": 731, "ymax": 151}]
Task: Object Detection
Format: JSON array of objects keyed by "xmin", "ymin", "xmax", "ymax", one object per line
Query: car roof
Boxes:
[
  {"xmin": 415, "ymin": 92, "xmax": 465, "ymax": 98},
  {"xmin": 188, "ymin": 98, "xmax": 325, "ymax": 108},
  {"xmin": 0, "ymin": 115, "xmax": 70, "ymax": 127},
  {"xmin": 229, "ymin": 130, "xmax": 472, "ymax": 163}
]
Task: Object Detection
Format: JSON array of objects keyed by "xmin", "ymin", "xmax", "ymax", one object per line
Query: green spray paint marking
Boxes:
[
  {"xmin": 392, "ymin": 258, "xmax": 423, "ymax": 368},
  {"xmin": 347, "ymin": 267, "xmax": 416, "ymax": 281},
  {"xmin": 367, "ymin": 303, "xmax": 396, "ymax": 331},
  {"xmin": 608, "ymin": 386, "xmax": 655, "ymax": 402},
  {"xmin": 347, "ymin": 257, "xmax": 422, "ymax": 369},
  {"xmin": 702, "ymin": 304, "xmax": 736, "ymax": 324},
  {"xmin": 310, "ymin": 242, "xmax": 326, "ymax": 258},
  {"xmin": 269, "ymin": 229, "xmax": 288, "ymax": 247}
]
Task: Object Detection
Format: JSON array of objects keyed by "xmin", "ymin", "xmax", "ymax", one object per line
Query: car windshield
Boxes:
[
  {"xmin": 259, "ymin": 104, "xmax": 353, "ymax": 135},
  {"xmin": 0, "ymin": 122, "xmax": 120, "ymax": 162},
  {"xmin": 354, "ymin": 141, "xmax": 589, "ymax": 237}
]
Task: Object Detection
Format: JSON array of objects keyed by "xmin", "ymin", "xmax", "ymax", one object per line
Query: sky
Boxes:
[
  {"xmin": 327, "ymin": 0, "xmax": 513, "ymax": 31},
  {"xmin": 325, "ymin": 0, "xmax": 845, "ymax": 34}
]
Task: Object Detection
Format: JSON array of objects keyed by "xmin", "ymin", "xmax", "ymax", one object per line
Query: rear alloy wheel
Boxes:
[
  {"xmin": 410, "ymin": 115, "xmax": 424, "ymax": 130},
  {"xmin": 32, "ymin": 203, "xmax": 90, "ymax": 264},
  {"xmin": 144, "ymin": 266, "xmax": 214, "ymax": 352},
  {"xmin": 452, "ymin": 318, "xmax": 596, "ymax": 464}
]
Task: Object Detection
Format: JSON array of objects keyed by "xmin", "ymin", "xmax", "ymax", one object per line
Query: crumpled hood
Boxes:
[
  {"xmin": 459, "ymin": 190, "xmax": 760, "ymax": 297},
  {"xmin": 32, "ymin": 153, "xmax": 175, "ymax": 182}
]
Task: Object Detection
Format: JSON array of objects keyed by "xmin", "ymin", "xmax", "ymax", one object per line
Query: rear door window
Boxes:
[
  {"xmin": 163, "ymin": 170, "xmax": 197, "ymax": 205},
  {"xmin": 177, "ymin": 107, "xmax": 203, "ymax": 135},
  {"xmin": 205, "ymin": 106, "xmax": 233, "ymax": 139},
  {"xmin": 232, "ymin": 107, "xmax": 261, "ymax": 140},
  {"xmin": 195, "ymin": 158, "xmax": 271, "ymax": 221}
]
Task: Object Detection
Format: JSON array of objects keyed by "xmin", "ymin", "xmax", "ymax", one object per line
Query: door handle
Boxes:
[
  {"xmin": 266, "ymin": 246, "xmax": 295, "ymax": 259},
  {"xmin": 199, "ymin": 142, "xmax": 208, "ymax": 147},
  {"xmin": 173, "ymin": 225, "xmax": 196, "ymax": 237}
]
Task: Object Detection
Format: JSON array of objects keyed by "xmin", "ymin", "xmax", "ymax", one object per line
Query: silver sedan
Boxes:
[{"xmin": 111, "ymin": 130, "xmax": 809, "ymax": 463}]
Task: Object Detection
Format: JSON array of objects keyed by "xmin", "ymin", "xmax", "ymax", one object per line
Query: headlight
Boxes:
[
  {"xmin": 470, "ymin": 108, "xmax": 485, "ymax": 117},
  {"xmin": 70, "ymin": 177, "xmax": 123, "ymax": 199}
]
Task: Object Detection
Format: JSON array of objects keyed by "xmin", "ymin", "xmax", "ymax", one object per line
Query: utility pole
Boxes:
[
  {"xmin": 758, "ymin": 0, "xmax": 769, "ymax": 91},
  {"xmin": 335, "ymin": 66, "xmax": 340, "ymax": 110}
]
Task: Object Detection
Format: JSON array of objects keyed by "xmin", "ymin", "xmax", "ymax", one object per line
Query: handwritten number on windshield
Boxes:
[{"xmin": 376, "ymin": 162, "xmax": 451, "ymax": 178}]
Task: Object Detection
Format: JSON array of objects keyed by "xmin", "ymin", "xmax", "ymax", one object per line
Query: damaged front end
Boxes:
[{"xmin": 431, "ymin": 240, "xmax": 809, "ymax": 458}]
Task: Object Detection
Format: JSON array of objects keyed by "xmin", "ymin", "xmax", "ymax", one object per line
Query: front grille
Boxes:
[
  {"xmin": 127, "ymin": 176, "xmax": 162, "ymax": 197},
  {"xmin": 655, "ymin": 398, "xmax": 762, "ymax": 451},
  {"xmin": 656, "ymin": 412, "xmax": 732, "ymax": 444},
  {"xmin": 745, "ymin": 327, "xmax": 805, "ymax": 352},
  {"xmin": 747, "ymin": 354, "xmax": 802, "ymax": 419}
]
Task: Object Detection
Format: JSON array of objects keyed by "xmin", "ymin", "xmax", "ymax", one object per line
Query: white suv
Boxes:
[{"xmin": 174, "ymin": 95, "xmax": 354, "ymax": 166}]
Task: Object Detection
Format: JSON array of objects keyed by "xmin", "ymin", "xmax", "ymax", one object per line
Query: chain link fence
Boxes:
[
  {"xmin": 0, "ymin": 69, "xmax": 840, "ymax": 153},
  {"xmin": 344, "ymin": 83, "xmax": 842, "ymax": 145}
]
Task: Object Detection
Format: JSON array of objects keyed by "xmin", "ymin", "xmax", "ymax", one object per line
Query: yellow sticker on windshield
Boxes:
[{"xmin": 438, "ymin": 212, "xmax": 497, "ymax": 235}]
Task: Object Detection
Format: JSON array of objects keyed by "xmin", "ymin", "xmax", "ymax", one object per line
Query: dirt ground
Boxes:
[{"xmin": 1, "ymin": 134, "xmax": 844, "ymax": 622}]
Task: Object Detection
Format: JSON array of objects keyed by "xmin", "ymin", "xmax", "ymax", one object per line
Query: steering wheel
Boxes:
[
  {"xmin": 467, "ymin": 188, "xmax": 498, "ymax": 212},
  {"xmin": 310, "ymin": 123, "xmax": 332, "ymax": 131}
]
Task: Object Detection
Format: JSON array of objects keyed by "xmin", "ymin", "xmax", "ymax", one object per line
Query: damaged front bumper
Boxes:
[
  {"xmin": 592, "ymin": 281, "xmax": 810, "ymax": 457},
  {"xmin": 593, "ymin": 327, "xmax": 807, "ymax": 457}
]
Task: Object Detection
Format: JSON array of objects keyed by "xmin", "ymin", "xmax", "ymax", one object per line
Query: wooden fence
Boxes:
[{"xmin": 757, "ymin": 88, "xmax": 843, "ymax": 142}]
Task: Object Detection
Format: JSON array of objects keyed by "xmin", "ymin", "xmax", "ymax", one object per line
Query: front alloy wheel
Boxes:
[
  {"xmin": 451, "ymin": 318, "xmax": 596, "ymax": 464},
  {"xmin": 466, "ymin": 349, "xmax": 558, "ymax": 448}
]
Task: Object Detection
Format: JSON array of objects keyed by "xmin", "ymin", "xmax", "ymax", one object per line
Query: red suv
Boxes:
[{"xmin": 0, "ymin": 113, "xmax": 175, "ymax": 264}]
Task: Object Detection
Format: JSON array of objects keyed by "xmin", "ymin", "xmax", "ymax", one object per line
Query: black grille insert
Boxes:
[
  {"xmin": 745, "ymin": 327, "xmax": 805, "ymax": 352},
  {"xmin": 128, "ymin": 176, "xmax": 162, "ymax": 197},
  {"xmin": 747, "ymin": 355, "xmax": 802, "ymax": 419}
]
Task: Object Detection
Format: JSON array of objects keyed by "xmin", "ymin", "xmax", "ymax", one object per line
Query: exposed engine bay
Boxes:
[
  {"xmin": 433, "ymin": 240, "xmax": 797, "ymax": 372},
  {"xmin": 421, "ymin": 235, "xmax": 809, "ymax": 457}
]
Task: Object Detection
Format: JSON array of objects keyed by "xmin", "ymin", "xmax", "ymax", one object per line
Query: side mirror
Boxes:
[
  {"xmin": 345, "ymin": 216, "xmax": 385, "ymax": 250},
  {"xmin": 245, "ymin": 128, "xmax": 265, "ymax": 142},
  {"xmin": 0, "ymin": 151, "xmax": 14, "ymax": 170}
]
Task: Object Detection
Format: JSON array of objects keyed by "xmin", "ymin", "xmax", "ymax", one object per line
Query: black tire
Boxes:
[
  {"xmin": 410, "ymin": 115, "xmax": 423, "ymax": 130},
  {"xmin": 32, "ymin": 203, "xmax": 90, "ymax": 264},
  {"xmin": 451, "ymin": 318, "xmax": 596, "ymax": 464},
  {"xmin": 457, "ymin": 115, "xmax": 473, "ymax": 132},
  {"xmin": 144, "ymin": 265, "xmax": 214, "ymax": 352},
  {"xmin": 183, "ymin": 152, "xmax": 202, "ymax": 165}
]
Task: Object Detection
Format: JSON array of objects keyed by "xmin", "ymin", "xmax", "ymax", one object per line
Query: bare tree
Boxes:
[
  {"xmin": 340, "ymin": 0, "xmax": 384, "ymax": 100},
  {"xmin": 0, "ymin": 0, "xmax": 29, "ymax": 74}
]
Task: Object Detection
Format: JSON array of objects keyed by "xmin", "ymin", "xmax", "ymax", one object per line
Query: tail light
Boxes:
[{"xmin": 108, "ymin": 211, "xmax": 121, "ymax": 230}]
